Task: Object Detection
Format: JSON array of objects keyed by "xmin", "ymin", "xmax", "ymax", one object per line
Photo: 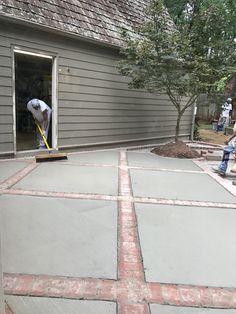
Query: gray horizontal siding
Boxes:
[
  {"xmin": 58, "ymin": 122, "xmax": 190, "ymax": 132},
  {"xmin": 0, "ymin": 142, "xmax": 13, "ymax": 152},
  {"xmin": 0, "ymin": 35, "xmax": 13, "ymax": 153},
  {"xmin": 0, "ymin": 20, "xmax": 193, "ymax": 153},
  {"xmin": 59, "ymin": 115, "xmax": 190, "ymax": 124},
  {"xmin": 58, "ymin": 92, "xmax": 170, "ymax": 104},
  {"xmin": 0, "ymin": 66, "xmax": 12, "ymax": 77},
  {"xmin": 58, "ymin": 132, "xmax": 190, "ymax": 147}
]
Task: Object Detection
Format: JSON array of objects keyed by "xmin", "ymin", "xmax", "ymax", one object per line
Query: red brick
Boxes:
[
  {"xmin": 210, "ymin": 287, "xmax": 236, "ymax": 308},
  {"xmin": 80, "ymin": 279, "xmax": 101, "ymax": 299},
  {"xmin": 161, "ymin": 284, "xmax": 181, "ymax": 305},
  {"xmin": 119, "ymin": 303, "xmax": 150, "ymax": 314},
  {"xmin": 198, "ymin": 286, "xmax": 213, "ymax": 307},
  {"xmin": 119, "ymin": 252, "xmax": 142, "ymax": 263},
  {"xmin": 178, "ymin": 285, "xmax": 200, "ymax": 306},
  {"xmin": 119, "ymin": 231, "xmax": 138, "ymax": 243},
  {"xmin": 4, "ymin": 274, "xmax": 34, "ymax": 295},
  {"xmin": 97, "ymin": 280, "xmax": 117, "ymax": 300},
  {"xmin": 117, "ymin": 279, "xmax": 148, "ymax": 303},
  {"xmin": 147, "ymin": 283, "xmax": 164, "ymax": 303}
]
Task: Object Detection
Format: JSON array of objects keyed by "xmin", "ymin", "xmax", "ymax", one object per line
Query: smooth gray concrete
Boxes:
[
  {"xmin": 151, "ymin": 304, "xmax": 236, "ymax": 313},
  {"xmin": 6, "ymin": 296, "xmax": 116, "ymax": 314},
  {"xmin": 13, "ymin": 163, "xmax": 118, "ymax": 195},
  {"xmin": 0, "ymin": 161, "xmax": 28, "ymax": 183},
  {"xmin": 68, "ymin": 151, "xmax": 119, "ymax": 165},
  {"xmin": 1, "ymin": 195, "xmax": 117, "ymax": 279},
  {"xmin": 130, "ymin": 169, "xmax": 236, "ymax": 203},
  {"xmin": 0, "ymin": 225, "xmax": 4, "ymax": 314},
  {"xmin": 128, "ymin": 152, "xmax": 201, "ymax": 171},
  {"xmin": 136, "ymin": 203, "xmax": 236, "ymax": 287}
]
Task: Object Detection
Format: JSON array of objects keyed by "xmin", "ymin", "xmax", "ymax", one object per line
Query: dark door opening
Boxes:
[{"xmin": 15, "ymin": 52, "xmax": 52, "ymax": 151}]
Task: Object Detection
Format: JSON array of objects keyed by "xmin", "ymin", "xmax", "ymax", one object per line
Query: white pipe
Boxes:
[{"xmin": 190, "ymin": 100, "xmax": 197, "ymax": 140}]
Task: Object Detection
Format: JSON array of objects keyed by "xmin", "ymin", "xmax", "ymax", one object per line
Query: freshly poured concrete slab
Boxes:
[
  {"xmin": 68, "ymin": 150, "xmax": 119, "ymax": 166},
  {"xmin": 13, "ymin": 163, "xmax": 118, "ymax": 195},
  {"xmin": 130, "ymin": 169, "xmax": 236, "ymax": 203},
  {"xmin": 128, "ymin": 152, "xmax": 201, "ymax": 171},
  {"xmin": 0, "ymin": 161, "xmax": 28, "ymax": 183},
  {"xmin": 1, "ymin": 195, "xmax": 117, "ymax": 278},
  {"xmin": 151, "ymin": 304, "xmax": 236, "ymax": 314},
  {"xmin": 6, "ymin": 296, "xmax": 116, "ymax": 314},
  {"xmin": 136, "ymin": 203, "xmax": 236, "ymax": 287}
]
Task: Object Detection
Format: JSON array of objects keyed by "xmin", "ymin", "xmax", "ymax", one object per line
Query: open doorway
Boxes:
[{"xmin": 14, "ymin": 51, "xmax": 53, "ymax": 151}]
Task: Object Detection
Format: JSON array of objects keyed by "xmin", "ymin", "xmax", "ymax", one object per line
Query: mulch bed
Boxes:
[{"xmin": 151, "ymin": 141, "xmax": 201, "ymax": 159}]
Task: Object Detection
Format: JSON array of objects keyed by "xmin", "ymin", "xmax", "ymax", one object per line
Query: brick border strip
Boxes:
[
  {"xmin": 118, "ymin": 151, "xmax": 150, "ymax": 314},
  {"xmin": 4, "ymin": 274, "xmax": 236, "ymax": 309},
  {"xmin": 5, "ymin": 302, "xmax": 13, "ymax": 314},
  {"xmin": 0, "ymin": 162, "xmax": 39, "ymax": 190},
  {"xmin": 2, "ymin": 188, "xmax": 236, "ymax": 209}
]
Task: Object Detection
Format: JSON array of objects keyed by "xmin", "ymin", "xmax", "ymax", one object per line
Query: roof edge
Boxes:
[{"xmin": 0, "ymin": 13, "xmax": 121, "ymax": 51}]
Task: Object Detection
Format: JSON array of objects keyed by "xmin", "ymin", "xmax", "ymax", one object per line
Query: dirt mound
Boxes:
[{"xmin": 151, "ymin": 141, "xmax": 201, "ymax": 159}]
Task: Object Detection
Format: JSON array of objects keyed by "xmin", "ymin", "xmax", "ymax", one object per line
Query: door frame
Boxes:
[{"xmin": 12, "ymin": 47, "xmax": 58, "ymax": 152}]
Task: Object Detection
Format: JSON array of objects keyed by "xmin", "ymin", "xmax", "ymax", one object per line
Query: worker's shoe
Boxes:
[
  {"xmin": 212, "ymin": 166, "xmax": 226, "ymax": 177},
  {"xmin": 233, "ymin": 181, "xmax": 236, "ymax": 186}
]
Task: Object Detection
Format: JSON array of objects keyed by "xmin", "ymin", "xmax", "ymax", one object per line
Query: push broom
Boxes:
[{"xmin": 35, "ymin": 122, "xmax": 68, "ymax": 162}]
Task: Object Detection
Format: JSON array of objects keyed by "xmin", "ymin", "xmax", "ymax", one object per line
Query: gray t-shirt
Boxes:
[{"xmin": 27, "ymin": 99, "xmax": 52, "ymax": 123}]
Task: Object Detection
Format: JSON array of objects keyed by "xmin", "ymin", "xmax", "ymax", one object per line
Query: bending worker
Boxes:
[{"xmin": 27, "ymin": 98, "xmax": 52, "ymax": 149}]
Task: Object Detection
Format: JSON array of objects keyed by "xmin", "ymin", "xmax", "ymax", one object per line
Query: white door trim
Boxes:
[{"xmin": 13, "ymin": 47, "xmax": 58, "ymax": 151}]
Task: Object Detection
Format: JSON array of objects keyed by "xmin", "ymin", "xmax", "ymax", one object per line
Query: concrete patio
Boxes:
[{"xmin": 0, "ymin": 147, "xmax": 236, "ymax": 314}]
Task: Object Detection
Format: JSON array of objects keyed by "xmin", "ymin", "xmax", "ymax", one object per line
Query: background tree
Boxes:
[{"xmin": 118, "ymin": 0, "xmax": 236, "ymax": 141}]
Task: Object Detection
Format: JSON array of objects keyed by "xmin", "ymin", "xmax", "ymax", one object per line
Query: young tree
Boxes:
[{"xmin": 118, "ymin": 0, "xmax": 236, "ymax": 141}]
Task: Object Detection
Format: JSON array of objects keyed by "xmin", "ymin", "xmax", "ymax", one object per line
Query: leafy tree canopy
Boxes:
[{"xmin": 118, "ymin": 0, "xmax": 236, "ymax": 140}]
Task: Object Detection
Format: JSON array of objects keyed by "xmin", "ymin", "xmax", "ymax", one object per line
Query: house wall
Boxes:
[{"xmin": 0, "ymin": 20, "xmax": 193, "ymax": 155}]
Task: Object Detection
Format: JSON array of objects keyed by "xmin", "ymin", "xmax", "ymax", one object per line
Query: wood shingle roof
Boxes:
[{"xmin": 0, "ymin": 0, "xmax": 148, "ymax": 46}]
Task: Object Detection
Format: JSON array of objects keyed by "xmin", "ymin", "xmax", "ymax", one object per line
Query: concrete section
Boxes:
[
  {"xmin": 136, "ymin": 203, "xmax": 236, "ymax": 287},
  {"xmin": 0, "ymin": 161, "xmax": 28, "ymax": 183},
  {"xmin": 130, "ymin": 169, "xmax": 236, "ymax": 203},
  {"xmin": 68, "ymin": 150, "xmax": 119, "ymax": 166},
  {"xmin": 0, "ymin": 227, "xmax": 4, "ymax": 314},
  {"xmin": 1, "ymin": 195, "xmax": 117, "ymax": 279},
  {"xmin": 13, "ymin": 163, "xmax": 118, "ymax": 195},
  {"xmin": 127, "ymin": 152, "xmax": 201, "ymax": 171},
  {"xmin": 205, "ymin": 150, "xmax": 225, "ymax": 161},
  {"xmin": 6, "ymin": 296, "xmax": 116, "ymax": 314},
  {"xmin": 151, "ymin": 304, "xmax": 236, "ymax": 313}
]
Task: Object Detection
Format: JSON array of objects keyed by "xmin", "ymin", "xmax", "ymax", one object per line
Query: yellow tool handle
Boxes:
[{"xmin": 35, "ymin": 122, "xmax": 51, "ymax": 151}]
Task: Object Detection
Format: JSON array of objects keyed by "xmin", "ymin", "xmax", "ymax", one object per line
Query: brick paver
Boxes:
[{"xmin": 0, "ymin": 150, "xmax": 236, "ymax": 313}]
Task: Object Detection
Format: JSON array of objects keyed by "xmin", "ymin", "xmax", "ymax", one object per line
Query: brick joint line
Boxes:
[
  {"xmin": 4, "ymin": 274, "xmax": 236, "ymax": 309},
  {"xmin": 1, "ymin": 190, "xmax": 235, "ymax": 209},
  {"xmin": 0, "ymin": 162, "xmax": 39, "ymax": 190}
]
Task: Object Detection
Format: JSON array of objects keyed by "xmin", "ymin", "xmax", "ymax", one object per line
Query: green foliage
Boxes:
[
  {"xmin": 193, "ymin": 124, "xmax": 202, "ymax": 141},
  {"xmin": 215, "ymin": 75, "xmax": 230, "ymax": 92},
  {"xmin": 118, "ymin": 0, "xmax": 236, "ymax": 141}
]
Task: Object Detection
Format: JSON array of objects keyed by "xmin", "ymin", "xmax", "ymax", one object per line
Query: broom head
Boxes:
[{"xmin": 35, "ymin": 152, "xmax": 68, "ymax": 163}]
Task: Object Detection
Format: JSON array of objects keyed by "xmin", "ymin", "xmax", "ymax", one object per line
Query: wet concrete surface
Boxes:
[{"xmin": 1, "ymin": 146, "xmax": 236, "ymax": 313}]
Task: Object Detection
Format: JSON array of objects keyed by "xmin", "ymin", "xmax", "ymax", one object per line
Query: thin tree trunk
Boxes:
[{"xmin": 175, "ymin": 112, "xmax": 182, "ymax": 142}]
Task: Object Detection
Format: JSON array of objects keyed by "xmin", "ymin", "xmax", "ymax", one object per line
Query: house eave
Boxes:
[{"xmin": 0, "ymin": 13, "xmax": 121, "ymax": 51}]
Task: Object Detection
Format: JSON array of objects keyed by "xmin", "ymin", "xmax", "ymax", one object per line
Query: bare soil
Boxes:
[
  {"xmin": 198, "ymin": 129, "xmax": 227, "ymax": 145},
  {"xmin": 151, "ymin": 141, "xmax": 201, "ymax": 159},
  {"xmin": 151, "ymin": 129, "xmax": 227, "ymax": 159}
]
